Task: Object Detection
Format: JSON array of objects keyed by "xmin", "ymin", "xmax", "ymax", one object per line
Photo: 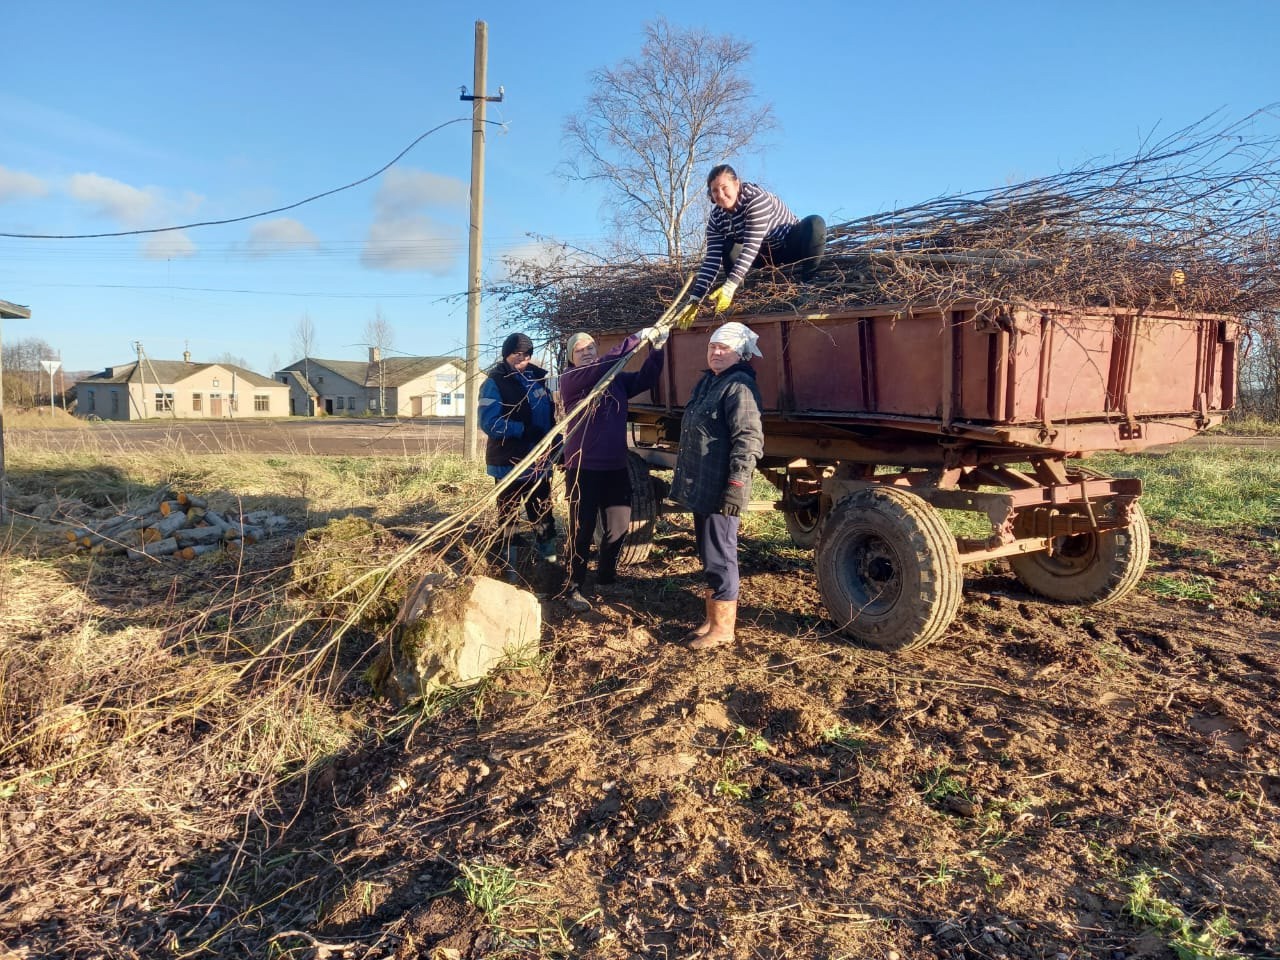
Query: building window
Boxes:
[
  {"xmin": 155, "ymin": 391, "xmax": 174, "ymax": 412},
  {"xmin": 111, "ymin": 391, "xmax": 119, "ymax": 416},
  {"xmin": 87, "ymin": 389, "xmax": 96, "ymax": 413},
  {"xmin": 254, "ymin": 394, "xmax": 270, "ymax": 412},
  {"xmin": 335, "ymin": 397, "xmax": 345, "ymax": 410},
  {"xmin": 192, "ymin": 392, "xmax": 203, "ymax": 412},
  {"xmin": 280, "ymin": 376, "xmax": 287, "ymax": 384},
  {"xmin": 212, "ymin": 378, "xmax": 220, "ymax": 388},
  {"xmin": 454, "ymin": 392, "xmax": 464, "ymax": 403},
  {"xmin": 368, "ymin": 399, "xmax": 378, "ymax": 411},
  {"xmin": 230, "ymin": 394, "xmax": 239, "ymax": 412},
  {"xmin": 348, "ymin": 396, "xmax": 356, "ymax": 411},
  {"xmin": 440, "ymin": 393, "xmax": 452, "ymax": 406}
]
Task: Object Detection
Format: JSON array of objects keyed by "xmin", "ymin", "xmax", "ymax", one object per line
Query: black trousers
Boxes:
[
  {"xmin": 565, "ymin": 466, "xmax": 631, "ymax": 587},
  {"xmin": 496, "ymin": 473, "xmax": 555, "ymax": 546},
  {"xmin": 723, "ymin": 214, "xmax": 826, "ymax": 282}
]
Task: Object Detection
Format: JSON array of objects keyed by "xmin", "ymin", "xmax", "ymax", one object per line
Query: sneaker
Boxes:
[
  {"xmin": 564, "ymin": 588, "xmax": 592, "ymax": 613},
  {"xmin": 536, "ymin": 538, "xmax": 558, "ymax": 564}
]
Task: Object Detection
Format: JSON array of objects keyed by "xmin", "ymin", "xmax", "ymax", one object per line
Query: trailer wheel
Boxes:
[
  {"xmin": 609, "ymin": 451, "xmax": 658, "ymax": 567},
  {"xmin": 781, "ymin": 468, "xmax": 828, "ymax": 548},
  {"xmin": 1008, "ymin": 502, "xmax": 1150, "ymax": 605},
  {"xmin": 783, "ymin": 495, "xmax": 823, "ymax": 548},
  {"xmin": 815, "ymin": 486, "xmax": 963, "ymax": 652}
]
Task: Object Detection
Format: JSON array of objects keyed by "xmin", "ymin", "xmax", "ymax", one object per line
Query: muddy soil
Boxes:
[{"xmin": 4, "ymin": 512, "xmax": 1279, "ymax": 959}]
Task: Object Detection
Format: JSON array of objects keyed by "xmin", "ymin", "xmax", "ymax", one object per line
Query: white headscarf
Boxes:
[
  {"xmin": 709, "ymin": 321, "xmax": 763, "ymax": 360},
  {"xmin": 565, "ymin": 332, "xmax": 594, "ymax": 366}
]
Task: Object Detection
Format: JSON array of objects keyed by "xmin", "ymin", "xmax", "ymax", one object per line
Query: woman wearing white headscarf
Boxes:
[{"xmin": 669, "ymin": 321, "xmax": 765, "ymax": 649}]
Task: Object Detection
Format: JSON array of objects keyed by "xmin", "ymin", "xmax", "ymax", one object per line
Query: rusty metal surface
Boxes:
[{"xmin": 601, "ymin": 300, "xmax": 1236, "ymax": 464}]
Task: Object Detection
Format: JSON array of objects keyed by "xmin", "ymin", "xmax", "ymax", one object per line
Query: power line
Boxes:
[{"xmin": 0, "ymin": 116, "xmax": 499, "ymax": 240}]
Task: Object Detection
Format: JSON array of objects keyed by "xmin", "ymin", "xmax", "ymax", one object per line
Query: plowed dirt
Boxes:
[{"xmin": 4, "ymin": 510, "xmax": 1278, "ymax": 960}]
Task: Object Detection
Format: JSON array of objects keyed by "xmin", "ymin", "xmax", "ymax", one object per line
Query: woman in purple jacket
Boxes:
[{"xmin": 557, "ymin": 326, "xmax": 668, "ymax": 612}]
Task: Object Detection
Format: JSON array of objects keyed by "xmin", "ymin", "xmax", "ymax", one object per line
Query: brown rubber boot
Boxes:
[
  {"xmin": 683, "ymin": 588, "xmax": 714, "ymax": 642},
  {"xmin": 688, "ymin": 599, "xmax": 737, "ymax": 650}
]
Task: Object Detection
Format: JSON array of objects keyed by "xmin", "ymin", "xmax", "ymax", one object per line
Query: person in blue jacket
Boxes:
[
  {"xmin": 557, "ymin": 325, "xmax": 668, "ymax": 612},
  {"xmin": 479, "ymin": 332, "xmax": 557, "ymax": 581}
]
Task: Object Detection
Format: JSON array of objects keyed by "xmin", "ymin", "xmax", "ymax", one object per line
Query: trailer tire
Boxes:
[
  {"xmin": 1008, "ymin": 502, "xmax": 1150, "ymax": 605},
  {"xmin": 607, "ymin": 451, "xmax": 658, "ymax": 567},
  {"xmin": 784, "ymin": 497, "xmax": 823, "ymax": 548},
  {"xmin": 815, "ymin": 486, "xmax": 963, "ymax": 652}
]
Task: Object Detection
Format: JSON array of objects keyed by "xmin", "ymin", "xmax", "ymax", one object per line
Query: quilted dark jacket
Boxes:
[{"xmin": 670, "ymin": 361, "xmax": 765, "ymax": 515}]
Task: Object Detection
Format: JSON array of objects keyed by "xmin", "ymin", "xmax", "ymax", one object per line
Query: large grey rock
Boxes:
[{"xmin": 373, "ymin": 573, "xmax": 541, "ymax": 706}]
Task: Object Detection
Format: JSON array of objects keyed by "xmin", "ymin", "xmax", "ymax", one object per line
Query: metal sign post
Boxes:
[{"xmin": 40, "ymin": 359, "xmax": 61, "ymax": 419}]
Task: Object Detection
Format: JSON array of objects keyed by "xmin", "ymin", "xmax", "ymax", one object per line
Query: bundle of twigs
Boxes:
[{"xmin": 500, "ymin": 107, "xmax": 1280, "ymax": 342}]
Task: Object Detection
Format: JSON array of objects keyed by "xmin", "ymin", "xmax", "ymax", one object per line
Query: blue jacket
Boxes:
[{"xmin": 480, "ymin": 360, "xmax": 555, "ymax": 478}]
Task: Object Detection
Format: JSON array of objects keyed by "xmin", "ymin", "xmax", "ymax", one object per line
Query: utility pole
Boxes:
[
  {"xmin": 460, "ymin": 20, "xmax": 503, "ymax": 462},
  {"xmin": 0, "ymin": 299, "xmax": 34, "ymax": 519}
]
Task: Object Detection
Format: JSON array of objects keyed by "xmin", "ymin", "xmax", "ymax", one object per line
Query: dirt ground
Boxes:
[{"xmin": 3, "ymin": 503, "xmax": 1279, "ymax": 959}]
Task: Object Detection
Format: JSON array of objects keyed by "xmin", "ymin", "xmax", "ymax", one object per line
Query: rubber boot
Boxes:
[
  {"xmin": 683, "ymin": 588, "xmax": 714, "ymax": 642},
  {"xmin": 688, "ymin": 599, "xmax": 737, "ymax": 650}
]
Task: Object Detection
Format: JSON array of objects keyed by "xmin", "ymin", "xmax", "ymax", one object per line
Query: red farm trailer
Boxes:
[{"xmin": 593, "ymin": 300, "xmax": 1239, "ymax": 651}]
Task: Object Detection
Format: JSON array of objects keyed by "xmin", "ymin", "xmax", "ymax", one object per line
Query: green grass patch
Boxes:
[{"xmin": 1089, "ymin": 449, "xmax": 1280, "ymax": 530}]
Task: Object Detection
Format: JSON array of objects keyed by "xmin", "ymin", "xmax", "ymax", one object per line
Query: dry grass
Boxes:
[
  {"xmin": 0, "ymin": 407, "xmax": 85, "ymax": 429},
  {"xmin": 0, "ymin": 436, "xmax": 499, "ymax": 955}
]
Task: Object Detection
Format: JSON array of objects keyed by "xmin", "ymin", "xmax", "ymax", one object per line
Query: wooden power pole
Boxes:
[
  {"xmin": 0, "ymin": 298, "xmax": 34, "ymax": 519},
  {"xmin": 460, "ymin": 20, "xmax": 502, "ymax": 462}
]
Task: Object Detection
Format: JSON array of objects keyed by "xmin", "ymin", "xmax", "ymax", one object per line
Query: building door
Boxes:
[
  {"xmin": 211, "ymin": 393, "xmax": 223, "ymax": 417},
  {"xmin": 411, "ymin": 395, "xmax": 423, "ymax": 417},
  {"xmin": 324, "ymin": 398, "xmax": 333, "ymax": 415}
]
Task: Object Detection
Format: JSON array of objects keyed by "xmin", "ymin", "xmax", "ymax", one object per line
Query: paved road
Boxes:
[{"xmin": 8, "ymin": 417, "xmax": 467, "ymax": 456}]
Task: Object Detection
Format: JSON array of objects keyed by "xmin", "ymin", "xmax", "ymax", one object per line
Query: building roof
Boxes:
[
  {"xmin": 279, "ymin": 356, "xmax": 464, "ymax": 390},
  {"xmin": 0, "ymin": 299, "xmax": 32, "ymax": 320},
  {"xmin": 280, "ymin": 369, "xmax": 318, "ymax": 398},
  {"xmin": 78, "ymin": 360, "xmax": 282, "ymax": 389}
]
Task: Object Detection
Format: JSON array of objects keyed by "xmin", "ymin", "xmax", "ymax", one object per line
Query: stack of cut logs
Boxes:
[{"xmin": 65, "ymin": 492, "xmax": 290, "ymax": 560}]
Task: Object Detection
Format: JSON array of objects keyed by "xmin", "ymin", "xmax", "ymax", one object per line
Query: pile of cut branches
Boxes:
[{"xmin": 500, "ymin": 107, "xmax": 1280, "ymax": 344}]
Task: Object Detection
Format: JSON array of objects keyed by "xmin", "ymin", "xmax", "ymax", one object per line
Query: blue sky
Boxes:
[{"xmin": 2, "ymin": 0, "xmax": 1277, "ymax": 377}]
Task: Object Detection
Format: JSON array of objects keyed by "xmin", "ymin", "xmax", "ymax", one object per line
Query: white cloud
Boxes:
[
  {"xmin": 374, "ymin": 168, "xmax": 467, "ymax": 214},
  {"xmin": 246, "ymin": 218, "xmax": 319, "ymax": 257},
  {"xmin": 361, "ymin": 216, "xmax": 463, "ymax": 274},
  {"xmin": 66, "ymin": 172, "xmax": 160, "ymax": 225},
  {"xmin": 0, "ymin": 165, "xmax": 49, "ymax": 202},
  {"xmin": 499, "ymin": 238, "xmax": 594, "ymax": 275},
  {"xmin": 142, "ymin": 231, "xmax": 196, "ymax": 260},
  {"xmin": 361, "ymin": 167, "xmax": 467, "ymax": 274}
]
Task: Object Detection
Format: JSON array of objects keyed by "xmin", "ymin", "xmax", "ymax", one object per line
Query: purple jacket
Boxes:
[{"xmin": 559, "ymin": 334, "xmax": 665, "ymax": 471}]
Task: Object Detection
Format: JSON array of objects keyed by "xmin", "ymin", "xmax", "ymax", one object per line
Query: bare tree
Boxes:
[
  {"xmin": 1, "ymin": 336, "xmax": 56, "ymax": 407},
  {"xmin": 292, "ymin": 313, "xmax": 316, "ymax": 360},
  {"xmin": 561, "ymin": 18, "xmax": 775, "ymax": 261},
  {"xmin": 211, "ymin": 351, "xmax": 250, "ymax": 369},
  {"xmin": 291, "ymin": 312, "xmax": 317, "ymax": 384},
  {"xmin": 1238, "ymin": 314, "xmax": 1280, "ymax": 420},
  {"xmin": 363, "ymin": 308, "xmax": 395, "ymax": 415}
]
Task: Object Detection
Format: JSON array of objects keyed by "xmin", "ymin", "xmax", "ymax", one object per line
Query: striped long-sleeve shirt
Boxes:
[{"xmin": 692, "ymin": 182, "xmax": 798, "ymax": 297}]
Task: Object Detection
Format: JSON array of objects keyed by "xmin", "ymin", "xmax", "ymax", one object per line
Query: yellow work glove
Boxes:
[
  {"xmin": 674, "ymin": 299, "xmax": 700, "ymax": 330},
  {"xmin": 709, "ymin": 281, "xmax": 737, "ymax": 314}
]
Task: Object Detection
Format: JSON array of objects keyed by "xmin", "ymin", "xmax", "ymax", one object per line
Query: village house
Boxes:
[
  {"xmin": 275, "ymin": 349, "xmax": 465, "ymax": 417},
  {"xmin": 74, "ymin": 353, "xmax": 288, "ymax": 420}
]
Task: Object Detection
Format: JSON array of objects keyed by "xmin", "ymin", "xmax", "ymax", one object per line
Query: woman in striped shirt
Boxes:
[{"xmin": 687, "ymin": 164, "xmax": 826, "ymax": 314}]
